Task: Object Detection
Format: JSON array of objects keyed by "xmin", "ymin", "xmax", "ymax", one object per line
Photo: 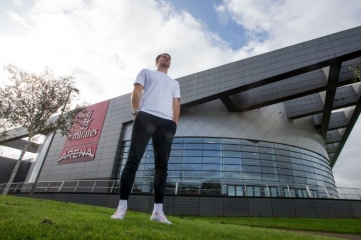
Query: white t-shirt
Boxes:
[{"xmin": 134, "ymin": 69, "xmax": 181, "ymax": 120}]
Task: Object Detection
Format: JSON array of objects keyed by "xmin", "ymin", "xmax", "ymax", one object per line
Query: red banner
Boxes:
[{"xmin": 58, "ymin": 100, "xmax": 110, "ymax": 164}]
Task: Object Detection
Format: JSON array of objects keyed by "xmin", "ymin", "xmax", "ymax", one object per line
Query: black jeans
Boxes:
[{"xmin": 120, "ymin": 111, "xmax": 177, "ymax": 203}]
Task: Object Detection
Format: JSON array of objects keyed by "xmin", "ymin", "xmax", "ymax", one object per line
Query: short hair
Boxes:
[{"xmin": 155, "ymin": 53, "xmax": 171, "ymax": 63}]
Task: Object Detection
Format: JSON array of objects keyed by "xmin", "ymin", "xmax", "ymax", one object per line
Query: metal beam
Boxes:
[
  {"xmin": 331, "ymin": 96, "xmax": 361, "ymax": 168},
  {"xmin": 1, "ymin": 139, "xmax": 39, "ymax": 153},
  {"xmin": 321, "ymin": 60, "xmax": 342, "ymax": 137},
  {"xmin": 220, "ymin": 96, "xmax": 237, "ymax": 112}
]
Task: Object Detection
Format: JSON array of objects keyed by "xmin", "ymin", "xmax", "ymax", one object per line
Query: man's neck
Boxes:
[
  {"xmin": 157, "ymin": 64, "xmax": 169, "ymax": 74},
  {"xmin": 156, "ymin": 66, "xmax": 168, "ymax": 74}
]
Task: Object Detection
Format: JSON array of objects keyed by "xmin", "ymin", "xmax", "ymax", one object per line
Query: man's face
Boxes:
[{"xmin": 157, "ymin": 54, "xmax": 171, "ymax": 68}]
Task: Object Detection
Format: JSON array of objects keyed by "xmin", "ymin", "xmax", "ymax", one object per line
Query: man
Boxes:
[{"xmin": 111, "ymin": 53, "xmax": 180, "ymax": 224}]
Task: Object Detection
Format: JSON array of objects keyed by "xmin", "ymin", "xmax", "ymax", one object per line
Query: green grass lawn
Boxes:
[
  {"xmin": 1, "ymin": 195, "xmax": 360, "ymax": 240},
  {"xmin": 191, "ymin": 216, "xmax": 361, "ymax": 234}
]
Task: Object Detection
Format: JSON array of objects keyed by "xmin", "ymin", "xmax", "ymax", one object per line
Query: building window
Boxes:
[{"xmin": 114, "ymin": 137, "xmax": 337, "ymax": 198}]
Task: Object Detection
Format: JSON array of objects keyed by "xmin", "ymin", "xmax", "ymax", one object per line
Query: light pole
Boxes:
[{"xmin": 30, "ymin": 87, "xmax": 79, "ymax": 196}]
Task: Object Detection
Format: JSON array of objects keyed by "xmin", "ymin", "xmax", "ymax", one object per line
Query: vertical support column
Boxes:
[
  {"xmin": 321, "ymin": 60, "xmax": 342, "ymax": 137},
  {"xmin": 175, "ymin": 182, "xmax": 179, "ymax": 195}
]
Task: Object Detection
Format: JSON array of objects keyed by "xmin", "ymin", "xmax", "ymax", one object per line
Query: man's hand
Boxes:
[{"xmin": 173, "ymin": 98, "xmax": 180, "ymax": 125}]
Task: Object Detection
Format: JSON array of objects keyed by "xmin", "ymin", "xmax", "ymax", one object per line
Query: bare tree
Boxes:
[{"xmin": 0, "ymin": 65, "xmax": 85, "ymax": 195}]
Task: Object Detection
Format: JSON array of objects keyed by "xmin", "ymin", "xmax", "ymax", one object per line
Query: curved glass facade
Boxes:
[{"xmin": 114, "ymin": 137, "xmax": 338, "ymax": 198}]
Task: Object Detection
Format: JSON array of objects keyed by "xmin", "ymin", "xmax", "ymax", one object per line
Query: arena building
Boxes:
[{"xmin": 2, "ymin": 26, "xmax": 361, "ymax": 217}]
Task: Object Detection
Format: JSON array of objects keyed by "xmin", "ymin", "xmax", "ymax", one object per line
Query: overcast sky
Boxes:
[{"xmin": 1, "ymin": 0, "xmax": 361, "ymax": 188}]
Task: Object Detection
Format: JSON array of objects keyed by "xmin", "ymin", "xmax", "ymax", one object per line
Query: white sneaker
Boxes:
[
  {"xmin": 150, "ymin": 211, "xmax": 172, "ymax": 224},
  {"xmin": 111, "ymin": 207, "xmax": 127, "ymax": 220}
]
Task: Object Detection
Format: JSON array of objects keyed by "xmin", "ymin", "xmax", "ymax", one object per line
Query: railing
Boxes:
[{"xmin": 1, "ymin": 180, "xmax": 360, "ymax": 200}]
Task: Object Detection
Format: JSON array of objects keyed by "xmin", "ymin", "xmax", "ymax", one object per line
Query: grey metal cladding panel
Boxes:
[
  {"xmin": 294, "ymin": 199, "xmax": 317, "ymax": 217},
  {"xmin": 108, "ymin": 95, "xmax": 130, "ymax": 112},
  {"xmin": 180, "ymin": 83, "xmax": 198, "ymax": 100},
  {"xmin": 276, "ymin": 76, "xmax": 304, "ymax": 97},
  {"xmin": 269, "ymin": 45, "xmax": 301, "ymax": 63},
  {"xmin": 181, "ymin": 83, "xmax": 198, "ymax": 92},
  {"xmin": 198, "ymin": 71, "xmax": 221, "ymax": 87},
  {"xmin": 199, "ymin": 197, "xmax": 224, "ymax": 216},
  {"xmin": 313, "ymin": 113, "xmax": 322, "ymax": 126},
  {"xmin": 245, "ymin": 70, "xmax": 274, "ymax": 84},
  {"xmin": 177, "ymin": 26, "xmax": 361, "ymax": 107},
  {"xmin": 198, "ymin": 85, "xmax": 221, "ymax": 99},
  {"xmin": 330, "ymin": 26, "xmax": 361, "ymax": 41},
  {"xmin": 351, "ymin": 201, "xmax": 361, "ymax": 218},
  {"xmin": 197, "ymin": 72, "xmax": 221, "ymax": 98},
  {"xmin": 105, "ymin": 195, "xmax": 120, "ymax": 208},
  {"xmin": 177, "ymin": 74, "xmax": 198, "ymax": 102},
  {"xmin": 240, "ymin": 56, "xmax": 269, "ymax": 70},
  {"xmin": 162, "ymin": 196, "xmax": 175, "ymax": 215},
  {"xmin": 182, "ymin": 36, "xmax": 319, "ymax": 102},
  {"xmin": 1, "ymin": 127, "xmax": 28, "ymax": 141},
  {"xmin": 336, "ymin": 42, "xmax": 361, "ymax": 58},
  {"xmin": 181, "ymin": 92, "xmax": 198, "ymax": 103},
  {"xmin": 230, "ymin": 84, "xmax": 276, "ymax": 107},
  {"xmin": 179, "ymin": 70, "xmax": 222, "ymax": 103},
  {"xmin": 325, "ymin": 130, "xmax": 341, "ymax": 144},
  {"xmin": 315, "ymin": 200, "xmax": 337, "ymax": 217},
  {"xmin": 271, "ymin": 57, "xmax": 304, "ymax": 77},
  {"xmin": 248, "ymin": 198, "xmax": 273, "ymax": 217},
  {"xmin": 333, "ymin": 201, "xmax": 356, "ymax": 218},
  {"xmin": 220, "ymin": 70, "xmax": 246, "ymax": 92},
  {"xmin": 222, "ymin": 64, "xmax": 245, "ymax": 76},
  {"xmin": 333, "ymin": 85, "xmax": 358, "ymax": 108},
  {"xmin": 231, "ymin": 70, "xmax": 326, "ymax": 108},
  {"xmin": 222, "ymin": 61, "xmax": 238, "ymax": 71},
  {"xmin": 296, "ymin": 35, "xmax": 332, "ymax": 54},
  {"xmin": 297, "ymin": 38, "xmax": 337, "ymax": 65},
  {"xmin": 285, "ymin": 93, "xmax": 323, "ymax": 118},
  {"xmin": 328, "ymin": 153, "xmax": 335, "ymax": 161},
  {"xmin": 276, "ymin": 75, "xmax": 307, "ymax": 98},
  {"xmin": 326, "ymin": 143, "xmax": 337, "ymax": 153},
  {"xmin": 331, "ymin": 28, "xmax": 361, "ymax": 56},
  {"xmin": 328, "ymin": 112, "xmax": 348, "ymax": 129},
  {"xmin": 87, "ymin": 194, "xmax": 108, "ymax": 206},
  {"xmin": 300, "ymin": 48, "xmax": 337, "ymax": 66},
  {"xmin": 223, "ymin": 198, "xmax": 249, "ymax": 216},
  {"xmin": 107, "ymin": 95, "xmax": 132, "ymax": 124},
  {"xmin": 53, "ymin": 193, "xmax": 71, "ymax": 202},
  {"xmin": 128, "ymin": 195, "xmax": 152, "ymax": 212},
  {"xmin": 68, "ymin": 194, "xmax": 89, "ymax": 204},
  {"xmin": 178, "ymin": 73, "xmax": 198, "ymax": 86},
  {"xmin": 244, "ymin": 58, "xmax": 273, "ymax": 76},
  {"xmin": 174, "ymin": 196, "xmax": 199, "ymax": 215},
  {"xmin": 300, "ymin": 70, "xmax": 327, "ymax": 91},
  {"xmin": 5, "ymin": 139, "xmax": 38, "ymax": 153},
  {"xmin": 339, "ymin": 60, "xmax": 357, "ymax": 83},
  {"xmin": 32, "ymin": 194, "xmax": 55, "ymax": 201},
  {"xmin": 271, "ymin": 199, "xmax": 296, "ymax": 217}
]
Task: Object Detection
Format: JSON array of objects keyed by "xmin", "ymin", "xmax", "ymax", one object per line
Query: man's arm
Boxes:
[
  {"xmin": 131, "ymin": 83, "xmax": 143, "ymax": 116},
  {"xmin": 172, "ymin": 98, "xmax": 180, "ymax": 125}
]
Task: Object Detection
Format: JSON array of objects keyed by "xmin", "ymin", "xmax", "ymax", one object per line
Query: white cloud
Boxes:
[
  {"xmin": 0, "ymin": 0, "xmax": 234, "ymax": 105},
  {"xmin": 216, "ymin": 0, "xmax": 361, "ymax": 57},
  {"xmin": 12, "ymin": 0, "xmax": 25, "ymax": 6},
  {"xmin": 6, "ymin": 10, "xmax": 32, "ymax": 29}
]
